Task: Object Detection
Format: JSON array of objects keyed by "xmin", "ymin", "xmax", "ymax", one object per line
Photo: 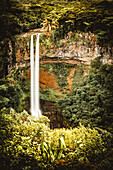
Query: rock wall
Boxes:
[
  {"xmin": 12, "ymin": 30, "xmax": 113, "ymax": 127},
  {"xmin": 39, "ymin": 68, "xmax": 58, "ymax": 89},
  {"xmin": 14, "ymin": 31, "xmax": 113, "ymax": 70}
]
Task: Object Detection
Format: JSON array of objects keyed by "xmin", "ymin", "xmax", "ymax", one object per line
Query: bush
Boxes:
[
  {"xmin": 0, "ymin": 81, "xmax": 21, "ymax": 111},
  {"xmin": 57, "ymin": 59, "xmax": 113, "ymax": 133},
  {"xmin": 0, "ymin": 108, "xmax": 50, "ymax": 170},
  {"xmin": 0, "ymin": 109, "xmax": 113, "ymax": 169}
]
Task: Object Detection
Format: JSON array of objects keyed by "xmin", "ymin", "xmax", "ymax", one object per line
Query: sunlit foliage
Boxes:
[{"xmin": 0, "ymin": 108, "xmax": 113, "ymax": 169}]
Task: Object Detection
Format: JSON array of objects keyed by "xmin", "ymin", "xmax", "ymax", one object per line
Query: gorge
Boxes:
[
  {"xmin": 10, "ymin": 29, "xmax": 113, "ymax": 127},
  {"xmin": 1, "ymin": 1, "xmax": 113, "ymax": 168}
]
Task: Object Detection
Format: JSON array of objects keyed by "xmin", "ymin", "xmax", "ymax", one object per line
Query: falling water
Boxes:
[
  {"xmin": 95, "ymin": 46, "xmax": 98, "ymax": 57},
  {"xmin": 30, "ymin": 34, "xmax": 35, "ymax": 116},
  {"xmin": 30, "ymin": 33, "xmax": 42, "ymax": 118}
]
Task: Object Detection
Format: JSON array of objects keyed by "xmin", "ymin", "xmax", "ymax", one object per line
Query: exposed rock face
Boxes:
[
  {"xmin": 15, "ymin": 30, "xmax": 113, "ymax": 69},
  {"xmin": 39, "ymin": 68, "xmax": 58, "ymax": 89},
  {"xmin": 13, "ymin": 29, "xmax": 113, "ymax": 127}
]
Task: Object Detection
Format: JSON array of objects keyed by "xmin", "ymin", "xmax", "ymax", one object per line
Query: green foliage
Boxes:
[
  {"xmin": 40, "ymin": 88, "xmax": 62, "ymax": 102},
  {"xmin": 0, "ymin": 109, "xmax": 50, "ymax": 170},
  {"xmin": 1, "ymin": 0, "xmax": 113, "ymax": 78},
  {"xmin": 40, "ymin": 134, "xmax": 66, "ymax": 163},
  {"xmin": 7, "ymin": 66, "xmax": 30, "ymax": 112},
  {"xmin": 15, "ymin": 36, "xmax": 30, "ymax": 57},
  {"xmin": 0, "ymin": 109, "xmax": 113, "ymax": 169},
  {"xmin": 57, "ymin": 58, "xmax": 113, "ymax": 133},
  {"xmin": 72, "ymin": 66, "xmax": 88, "ymax": 90},
  {"xmin": 41, "ymin": 63, "xmax": 75, "ymax": 93},
  {"xmin": 0, "ymin": 79, "xmax": 21, "ymax": 111},
  {"xmin": 39, "ymin": 62, "xmax": 76, "ymax": 103},
  {"xmin": 0, "ymin": 64, "xmax": 31, "ymax": 112}
]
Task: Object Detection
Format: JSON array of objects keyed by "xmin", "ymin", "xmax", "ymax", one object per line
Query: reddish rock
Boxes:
[
  {"xmin": 16, "ymin": 49, "xmax": 23, "ymax": 62},
  {"xmin": 39, "ymin": 68, "xmax": 59, "ymax": 89}
]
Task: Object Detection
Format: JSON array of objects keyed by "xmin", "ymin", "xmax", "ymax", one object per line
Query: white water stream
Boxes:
[{"xmin": 30, "ymin": 33, "xmax": 42, "ymax": 117}]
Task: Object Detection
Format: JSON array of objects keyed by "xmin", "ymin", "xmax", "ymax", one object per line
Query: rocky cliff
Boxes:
[
  {"xmin": 13, "ymin": 29, "xmax": 113, "ymax": 92},
  {"xmin": 11, "ymin": 29, "xmax": 113, "ymax": 127}
]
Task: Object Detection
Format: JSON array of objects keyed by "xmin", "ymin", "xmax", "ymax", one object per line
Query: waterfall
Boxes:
[
  {"xmin": 30, "ymin": 34, "xmax": 35, "ymax": 116},
  {"xmin": 30, "ymin": 33, "xmax": 42, "ymax": 118}
]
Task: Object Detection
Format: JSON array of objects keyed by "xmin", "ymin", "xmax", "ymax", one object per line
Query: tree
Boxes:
[{"xmin": 57, "ymin": 58, "xmax": 113, "ymax": 133}]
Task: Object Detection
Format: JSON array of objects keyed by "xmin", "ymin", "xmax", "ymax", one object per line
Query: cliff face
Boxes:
[
  {"xmin": 13, "ymin": 29, "xmax": 113, "ymax": 127},
  {"xmin": 15, "ymin": 30, "xmax": 113, "ymax": 68},
  {"xmin": 39, "ymin": 68, "xmax": 58, "ymax": 89},
  {"xmin": 14, "ymin": 29, "xmax": 113, "ymax": 94}
]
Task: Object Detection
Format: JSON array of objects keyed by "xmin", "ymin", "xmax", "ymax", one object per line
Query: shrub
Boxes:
[
  {"xmin": 0, "ymin": 81, "xmax": 21, "ymax": 111},
  {"xmin": 57, "ymin": 59, "xmax": 113, "ymax": 133},
  {"xmin": 0, "ymin": 109, "xmax": 113, "ymax": 169},
  {"xmin": 0, "ymin": 108, "xmax": 50, "ymax": 170}
]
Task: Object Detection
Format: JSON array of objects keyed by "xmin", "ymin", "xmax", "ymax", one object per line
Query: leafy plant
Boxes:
[
  {"xmin": 40, "ymin": 134, "xmax": 66, "ymax": 163},
  {"xmin": 57, "ymin": 58, "xmax": 113, "ymax": 133},
  {"xmin": 0, "ymin": 109, "xmax": 113, "ymax": 169}
]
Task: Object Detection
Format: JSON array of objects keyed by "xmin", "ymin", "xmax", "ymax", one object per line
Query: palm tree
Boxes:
[{"xmin": 41, "ymin": 18, "xmax": 59, "ymax": 32}]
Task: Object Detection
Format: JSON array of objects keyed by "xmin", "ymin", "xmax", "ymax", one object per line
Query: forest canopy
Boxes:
[{"xmin": 1, "ymin": 0, "xmax": 113, "ymax": 78}]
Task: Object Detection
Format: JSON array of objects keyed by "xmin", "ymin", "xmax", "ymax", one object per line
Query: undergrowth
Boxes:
[{"xmin": 0, "ymin": 108, "xmax": 113, "ymax": 170}]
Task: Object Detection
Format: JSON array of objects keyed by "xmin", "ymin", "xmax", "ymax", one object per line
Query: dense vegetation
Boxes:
[
  {"xmin": 1, "ymin": 0, "xmax": 113, "ymax": 169},
  {"xmin": 1, "ymin": 0, "xmax": 113, "ymax": 78},
  {"xmin": 57, "ymin": 57, "xmax": 113, "ymax": 133},
  {"xmin": 0, "ymin": 108, "xmax": 113, "ymax": 169}
]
